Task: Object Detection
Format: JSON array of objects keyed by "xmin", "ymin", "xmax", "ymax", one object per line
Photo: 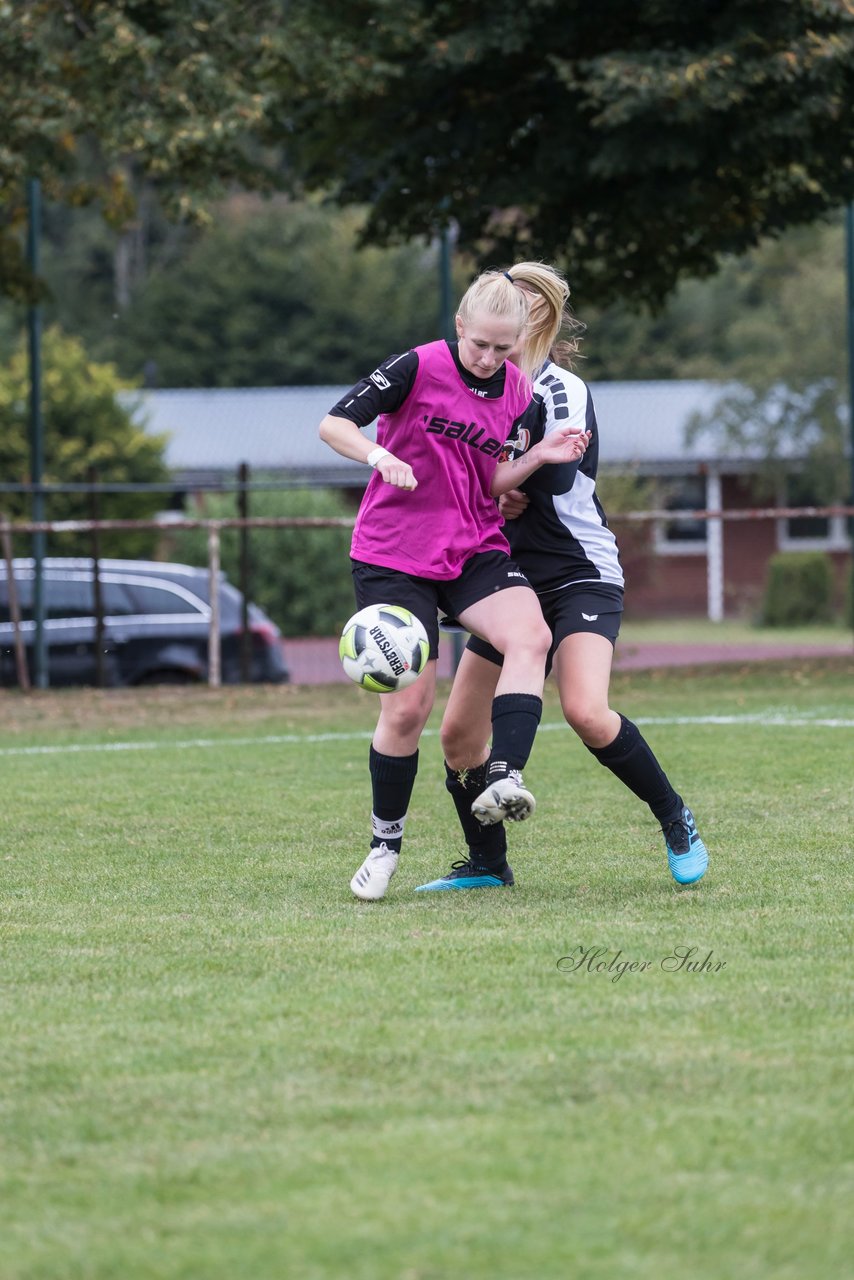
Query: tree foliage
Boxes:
[
  {"xmin": 169, "ymin": 486, "xmax": 356, "ymax": 636},
  {"xmin": 104, "ymin": 199, "xmax": 467, "ymax": 386},
  {"xmin": 686, "ymin": 378, "xmax": 848, "ymax": 502},
  {"xmin": 280, "ymin": 0, "xmax": 854, "ymax": 304},
  {"xmin": 2, "ymin": 2, "xmax": 853, "ymax": 310},
  {"xmin": 0, "ymin": 327, "xmax": 169, "ymax": 555},
  {"xmin": 583, "ymin": 214, "xmax": 848, "ymax": 383},
  {"xmin": 0, "ymin": 0, "xmax": 284, "ymax": 302},
  {"xmin": 4, "ymin": 199, "xmax": 846, "ymax": 405},
  {"xmin": 672, "ymin": 216, "xmax": 850, "ymax": 502}
]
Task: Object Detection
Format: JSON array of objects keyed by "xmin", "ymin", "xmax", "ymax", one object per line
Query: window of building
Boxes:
[
  {"xmin": 653, "ymin": 476, "xmax": 708, "ymax": 555},
  {"xmin": 778, "ymin": 475, "xmax": 850, "ymax": 552}
]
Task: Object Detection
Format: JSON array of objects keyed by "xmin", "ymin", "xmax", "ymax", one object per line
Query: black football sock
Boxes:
[
  {"xmin": 369, "ymin": 745, "xmax": 419, "ymax": 852},
  {"xmin": 587, "ymin": 714, "xmax": 683, "ymax": 825},
  {"xmin": 487, "ymin": 693, "xmax": 543, "ymax": 779},
  {"xmin": 444, "ymin": 761, "xmax": 508, "ymax": 870}
]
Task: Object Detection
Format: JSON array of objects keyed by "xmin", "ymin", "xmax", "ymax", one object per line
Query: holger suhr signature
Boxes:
[{"xmin": 557, "ymin": 944, "xmax": 727, "ymax": 984}]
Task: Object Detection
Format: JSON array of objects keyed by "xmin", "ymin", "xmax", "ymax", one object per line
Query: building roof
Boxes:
[{"xmin": 122, "ymin": 380, "xmax": 757, "ymax": 486}]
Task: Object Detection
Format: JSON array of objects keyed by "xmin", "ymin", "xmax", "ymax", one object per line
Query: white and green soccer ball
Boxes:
[{"xmin": 339, "ymin": 604, "xmax": 430, "ymax": 693}]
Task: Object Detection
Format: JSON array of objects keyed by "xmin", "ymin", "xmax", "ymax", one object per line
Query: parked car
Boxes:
[{"xmin": 0, "ymin": 558, "xmax": 290, "ymax": 687}]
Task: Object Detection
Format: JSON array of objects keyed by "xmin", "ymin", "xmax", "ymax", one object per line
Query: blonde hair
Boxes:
[
  {"xmin": 503, "ymin": 261, "xmax": 585, "ymax": 378},
  {"xmin": 456, "ymin": 270, "xmax": 530, "ymax": 336}
]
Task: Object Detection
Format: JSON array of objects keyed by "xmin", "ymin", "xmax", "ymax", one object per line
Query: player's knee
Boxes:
[
  {"xmin": 562, "ymin": 694, "xmax": 609, "ymax": 742},
  {"xmin": 503, "ymin": 617, "xmax": 551, "ymax": 665},
  {"xmin": 439, "ymin": 716, "xmax": 460, "ymax": 761},
  {"xmin": 379, "ymin": 683, "xmax": 433, "ymax": 739},
  {"xmin": 530, "ymin": 616, "xmax": 552, "ymax": 657},
  {"xmin": 440, "ymin": 717, "xmax": 487, "ymax": 769}
]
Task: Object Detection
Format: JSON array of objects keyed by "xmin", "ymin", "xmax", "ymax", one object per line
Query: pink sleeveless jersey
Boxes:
[{"xmin": 351, "ymin": 341, "xmax": 532, "ymax": 579}]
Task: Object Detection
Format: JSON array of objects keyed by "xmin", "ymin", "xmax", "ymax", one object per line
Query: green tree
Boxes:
[
  {"xmin": 168, "ymin": 485, "xmax": 356, "ymax": 636},
  {"xmin": 104, "ymin": 198, "xmax": 468, "ymax": 386},
  {"xmin": 0, "ymin": 327, "xmax": 169, "ymax": 556},
  {"xmin": 665, "ymin": 217, "xmax": 850, "ymax": 504},
  {"xmin": 0, "ymin": 0, "xmax": 284, "ymax": 302},
  {"xmin": 582, "ymin": 217, "xmax": 848, "ymax": 383},
  {"xmin": 685, "ymin": 377, "xmax": 847, "ymax": 505},
  {"xmin": 7, "ymin": 198, "xmax": 846, "ymax": 391},
  {"xmin": 281, "ymin": 0, "xmax": 854, "ymax": 305},
  {"xmin": 3, "ymin": 2, "xmax": 853, "ymax": 312},
  {"xmin": 1, "ymin": 194, "xmax": 474, "ymax": 378}
]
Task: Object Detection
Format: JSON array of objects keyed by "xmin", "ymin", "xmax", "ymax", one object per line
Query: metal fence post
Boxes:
[
  {"xmin": 88, "ymin": 467, "xmax": 106, "ymax": 688},
  {"xmin": 207, "ymin": 523, "xmax": 221, "ymax": 688},
  {"xmin": 706, "ymin": 469, "xmax": 724, "ymax": 622},
  {"xmin": 1, "ymin": 513, "xmax": 30, "ymax": 691},
  {"xmin": 27, "ymin": 177, "xmax": 48, "ymax": 689},
  {"xmin": 238, "ymin": 462, "xmax": 250, "ymax": 681}
]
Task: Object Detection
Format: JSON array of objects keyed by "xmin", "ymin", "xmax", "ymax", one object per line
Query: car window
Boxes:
[
  {"xmin": 0, "ymin": 576, "xmax": 151, "ymax": 622},
  {"xmin": 123, "ymin": 582, "xmax": 205, "ymax": 616},
  {"xmin": 44, "ymin": 578, "xmax": 96, "ymax": 619},
  {"xmin": 0, "ymin": 578, "xmax": 32, "ymax": 622},
  {"xmin": 100, "ymin": 582, "xmax": 137, "ymax": 616}
]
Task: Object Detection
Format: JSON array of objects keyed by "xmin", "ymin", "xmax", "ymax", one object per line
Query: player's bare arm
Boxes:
[
  {"xmin": 318, "ymin": 414, "xmax": 417, "ymax": 490},
  {"xmin": 499, "ymin": 488, "xmax": 529, "ymax": 520},
  {"xmin": 490, "ymin": 427, "xmax": 590, "ymax": 497}
]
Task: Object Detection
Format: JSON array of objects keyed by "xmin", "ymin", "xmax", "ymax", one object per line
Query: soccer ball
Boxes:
[{"xmin": 339, "ymin": 604, "xmax": 430, "ymax": 693}]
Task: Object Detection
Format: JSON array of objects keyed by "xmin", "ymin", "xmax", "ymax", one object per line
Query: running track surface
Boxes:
[{"xmin": 282, "ymin": 635, "xmax": 853, "ymax": 686}]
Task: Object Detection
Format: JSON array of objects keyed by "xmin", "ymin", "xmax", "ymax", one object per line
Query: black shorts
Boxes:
[
  {"xmin": 351, "ymin": 551, "xmax": 534, "ymax": 660},
  {"xmin": 466, "ymin": 582, "xmax": 624, "ymax": 675}
]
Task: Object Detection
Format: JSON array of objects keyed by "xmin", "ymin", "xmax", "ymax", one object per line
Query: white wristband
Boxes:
[{"xmin": 366, "ymin": 446, "xmax": 391, "ymax": 468}]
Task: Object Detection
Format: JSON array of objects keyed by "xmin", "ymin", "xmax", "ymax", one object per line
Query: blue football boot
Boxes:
[
  {"xmin": 663, "ymin": 807, "xmax": 709, "ymax": 885},
  {"xmin": 415, "ymin": 858, "xmax": 515, "ymax": 891}
]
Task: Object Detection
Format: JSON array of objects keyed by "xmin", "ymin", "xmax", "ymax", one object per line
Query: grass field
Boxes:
[
  {"xmin": 2, "ymin": 658, "xmax": 853, "ymax": 1280},
  {"xmin": 618, "ymin": 617, "xmax": 853, "ymax": 647}
]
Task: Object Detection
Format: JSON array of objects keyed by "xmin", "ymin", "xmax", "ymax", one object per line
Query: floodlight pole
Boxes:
[
  {"xmin": 439, "ymin": 220, "xmax": 465, "ymax": 670},
  {"xmin": 439, "ymin": 222, "xmax": 453, "ymax": 341},
  {"xmin": 845, "ymin": 208, "xmax": 850, "ymax": 535},
  {"xmin": 846, "ymin": 203, "xmax": 854, "ymax": 637},
  {"xmin": 27, "ymin": 177, "xmax": 48, "ymax": 688}
]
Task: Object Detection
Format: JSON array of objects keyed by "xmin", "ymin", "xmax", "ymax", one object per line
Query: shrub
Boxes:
[
  {"xmin": 169, "ymin": 485, "xmax": 356, "ymax": 636},
  {"xmin": 0, "ymin": 327, "xmax": 169, "ymax": 558},
  {"xmin": 759, "ymin": 551, "xmax": 835, "ymax": 626}
]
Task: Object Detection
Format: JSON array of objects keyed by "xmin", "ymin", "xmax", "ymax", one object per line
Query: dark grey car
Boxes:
[{"xmin": 0, "ymin": 558, "xmax": 289, "ymax": 687}]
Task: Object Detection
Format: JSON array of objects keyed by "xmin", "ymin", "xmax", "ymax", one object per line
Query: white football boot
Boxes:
[
  {"xmin": 471, "ymin": 771, "xmax": 536, "ymax": 825},
  {"xmin": 350, "ymin": 842, "xmax": 399, "ymax": 900}
]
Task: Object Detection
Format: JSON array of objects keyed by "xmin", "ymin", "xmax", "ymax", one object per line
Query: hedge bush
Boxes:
[
  {"xmin": 170, "ymin": 485, "xmax": 356, "ymax": 637},
  {"xmin": 759, "ymin": 551, "xmax": 835, "ymax": 626}
]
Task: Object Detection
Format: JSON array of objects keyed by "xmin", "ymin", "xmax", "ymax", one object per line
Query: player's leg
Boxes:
[
  {"xmin": 350, "ymin": 660, "xmax": 438, "ymax": 901},
  {"xmin": 551, "ymin": 629, "xmax": 620, "ymax": 748},
  {"xmin": 348, "ymin": 564, "xmax": 439, "ymax": 901},
  {"xmin": 457, "ymin": 583, "xmax": 551, "ymax": 824},
  {"xmin": 416, "ymin": 645, "xmax": 514, "ymax": 890},
  {"xmin": 553, "ymin": 622, "xmax": 707, "ymax": 885}
]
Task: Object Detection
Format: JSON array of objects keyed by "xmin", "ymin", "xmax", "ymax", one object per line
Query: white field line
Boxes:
[{"xmin": 0, "ymin": 713, "xmax": 852, "ymax": 758}]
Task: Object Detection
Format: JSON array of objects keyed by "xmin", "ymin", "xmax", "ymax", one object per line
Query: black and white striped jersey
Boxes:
[{"xmin": 504, "ymin": 359, "xmax": 624, "ymax": 593}]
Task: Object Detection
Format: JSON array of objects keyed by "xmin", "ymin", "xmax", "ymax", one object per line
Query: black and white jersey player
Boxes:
[
  {"xmin": 425, "ymin": 260, "xmax": 709, "ymax": 896},
  {"xmin": 502, "ymin": 358, "xmax": 624, "ymax": 598}
]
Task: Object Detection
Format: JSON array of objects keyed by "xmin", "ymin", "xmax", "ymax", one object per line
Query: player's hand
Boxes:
[
  {"xmin": 537, "ymin": 427, "xmax": 590, "ymax": 465},
  {"xmin": 375, "ymin": 454, "xmax": 418, "ymax": 490},
  {"xmin": 499, "ymin": 488, "xmax": 529, "ymax": 520}
]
